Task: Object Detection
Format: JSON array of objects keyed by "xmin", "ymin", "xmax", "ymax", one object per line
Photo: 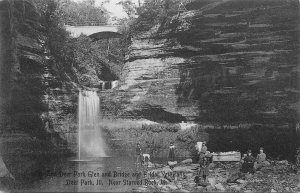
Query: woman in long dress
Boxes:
[{"xmin": 168, "ymin": 142, "xmax": 176, "ymax": 161}]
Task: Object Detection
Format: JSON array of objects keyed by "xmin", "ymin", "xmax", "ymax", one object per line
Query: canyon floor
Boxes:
[{"xmin": 134, "ymin": 160, "xmax": 300, "ymax": 193}]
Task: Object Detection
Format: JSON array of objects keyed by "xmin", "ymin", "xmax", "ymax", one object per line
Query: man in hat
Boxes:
[{"xmin": 241, "ymin": 150, "xmax": 255, "ymax": 174}]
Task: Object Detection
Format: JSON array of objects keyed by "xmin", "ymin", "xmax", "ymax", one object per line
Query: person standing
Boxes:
[
  {"xmin": 295, "ymin": 147, "xmax": 300, "ymax": 168},
  {"xmin": 199, "ymin": 142, "xmax": 207, "ymax": 162},
  {"xmin": 202, "ymin": 142, "xmax": 208, "ymax": 152},
  {"xmin": 136, "ymin": 143, "xmax": 142, "ymax": 166},
  {"xmin": 195, "ymin": 142, "xmax": 210, "ymax": 186},
  {"xmin": 198, "ymin": 142, "xmax": 208, "ymax": 173},
  {"xmin": 199, "ymin": 157, "xmax": 209, "ymax": 182},
  {"xmin": 168, "ymin": 142, "xmax": 176, "ymax": 161}
]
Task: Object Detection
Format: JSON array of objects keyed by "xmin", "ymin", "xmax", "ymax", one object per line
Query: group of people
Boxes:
[
  {"xmin": 196, "ymin": 143, "xmax": 271, "ymax": 184},
  {"xmin": 136, "ymin": 141, "xmax": 272, "ymax": 178},
  {"xmin": 241, "ymin": 147, "xmax": 270, "ymax": 174},
  {"xmin": 135, "ymin": 142, "xmax": 177, "ymax": 166},
  {"xmin": 197, "ymin": 142, "xmax": 212, "ymax": 182},
  {"xmin": 136, "ymin": 143, "xmax": 150, "ymax": 166}
]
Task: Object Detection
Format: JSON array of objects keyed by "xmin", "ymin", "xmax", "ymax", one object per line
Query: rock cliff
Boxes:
[
  {"xmin": 106, "ymin": 0, "xmax": 299, "ymax": 124},
  {"xmin": 0, "ymin": 0, "xmax": 76, "ymax": 179}
]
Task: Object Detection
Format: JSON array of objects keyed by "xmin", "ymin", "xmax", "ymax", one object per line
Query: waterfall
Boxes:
[{"xmin": 78, "ymin": 90, "xmax": 106, "ymax": 159}]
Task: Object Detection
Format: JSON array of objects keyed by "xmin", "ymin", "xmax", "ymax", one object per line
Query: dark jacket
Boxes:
[{"xmin": 136, "ymin": 146, "xmax": 141, "ymax": 155}]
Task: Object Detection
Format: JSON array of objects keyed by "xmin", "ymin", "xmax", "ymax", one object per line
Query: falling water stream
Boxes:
[{"xmin": 78, "ymin": 90, "xmax": 106, "ymax": 159}]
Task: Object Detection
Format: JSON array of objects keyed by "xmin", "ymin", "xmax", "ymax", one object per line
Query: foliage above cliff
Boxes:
[
  {"xmin": 34, "ymin": 0, "xmax": 110, "ymax": 26},
  {"xmin": 118, "ymin": 0, "xmax": 185, "ymax": 34},
  {"xmin": 57, "ymin": 0, "xmax": 109, "ymax": 26},
  {"xmin": 33, "ymin": 0, "xmax": 125, "ymax": 87}
]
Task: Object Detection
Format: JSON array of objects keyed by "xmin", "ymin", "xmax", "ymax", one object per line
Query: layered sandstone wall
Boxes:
[
  {"xmin": 0, "ymin": 0, "xmax": 77, "ymax": 179},
  {"xmin": 106, "ymin": 0, "xmax": 299, "ymax": 125}
]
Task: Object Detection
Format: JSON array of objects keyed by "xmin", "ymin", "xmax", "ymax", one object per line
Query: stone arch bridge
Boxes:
[
  {"xmin": 65, "ymin": 25, "xmax": 121, "ymax": 90},
  {"xmin": 64, "ymin": 25, "xmax": 121, "ymax": 38}
]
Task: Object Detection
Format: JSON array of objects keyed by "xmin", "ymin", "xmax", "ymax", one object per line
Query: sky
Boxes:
[{"xmin": 72, "ymin": 0, "xmax": 142, "ymax": 19}]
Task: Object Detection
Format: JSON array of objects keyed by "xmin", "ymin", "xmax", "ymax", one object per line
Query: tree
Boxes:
[
  {"xmin": 57, "ymin": 0, "xmax": 109, "ymax": 25},
  {"xmin": 117, "ymin": 0, "xmax": 137, "ymax": 18},
  {"xmin": 34, "ymin": 0, "xmax": 125, "ymax": 87}
]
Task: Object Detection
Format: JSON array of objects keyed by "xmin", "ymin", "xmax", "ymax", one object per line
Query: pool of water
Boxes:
[{"xmin": 7, "ymin": 156, "xmax": 148, "ymax": 192}]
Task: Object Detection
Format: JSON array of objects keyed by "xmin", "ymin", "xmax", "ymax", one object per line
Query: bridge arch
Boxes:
[
  {"xmin": 64, "ymin": 25, "xmax": 121, "ymax": 38},
  {"xmin": 89, "ymin": 31, "xmax": 122, "ymax": 40}
]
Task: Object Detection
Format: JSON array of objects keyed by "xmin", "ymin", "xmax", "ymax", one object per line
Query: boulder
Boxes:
[
  {"xmin": 181, "ymin": 159, "xmax": 192, "ymax": 164},
  {"xmin": 147, "ymin": 162, "xmax": 155, "ymax": 168},
  {"xmin": 164, "ymin": 175, "xmax": 172, "ymax": 182},
  {"xmin": 154, "ymin": 163, "xmax": 164, "ymax": 168},
  {"xmin": 208, "ymin": 163, "xmax": 216, "ymax": 169},
  {"xmin": 196, "ymin": 186, "xmax": 204, "ymax": 190},
  {"xmin": 230, "ymin": 184, "xmax": 242, "ymax": 191},
  {"xmin": 256, "ymin": 171, "xmax": 263, "ymax": 175},
  {"xmin": 154, "ymin": 166, "xmax": 173, "ymax": 174},
  {"xmin": 207, "ymin": 178, "xmax": 216, "ymax": 187},
  {"xmin": 166, "ymin": 184, "xmax": 178, "ymax": 190},
  {"xmin": 168, "ymin": 161, "xmax": 178, "ymax": 167},
  {"xmin": 227, "ymin": 171, "xmax": 241, "ymax": 183},
  {"xmin": 160, "ymin": 178, "xmax": 169, "ymax": 184},
  {"xmin": 179, "ymin": 189, "xmax": 190, "ymax": 193},
  {"xmin": 185, "ymin": 173, "xmax": 193, "ymax": 178},
  {"xmin": 216, "ymin": 176, "xmax": 227, "ymax": 183},
  {"xmin": 237, "ymin": 179, "xmax": 247, "ymax": 184},
  {"xmin": 173, "ymin": 165, "xmax": 195, "ymax": 173},
  {"xmin": 197, "ymin": 181, "xmax": 208, "ymax": 187},
  {"xmin": 206, "ymin": 185, "xmax": 214, "ymax": 192},
  {"xmin": 215, "ymin": 183, "xmax": 225, "ymax": 191},
  {"xmin": 277, "ymin": 160, "xmax": 288, "ymax": 165},
  {"xmin": 270, "ymin": 189, "xmax": 277, "ymax": 193},
  {"xmin": 245, "ymin": 173, "xmax": 253, "ymax": 180},
  {"xmin": 187, "ymin": 182, "xmax": 196, "ymax": 188}
]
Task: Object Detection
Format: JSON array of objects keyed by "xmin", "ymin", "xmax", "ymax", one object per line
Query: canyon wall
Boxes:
[
  {"xmin": 106, "ymin": 0, "xmax": 299, "ymax": 125},
  {"xmin": 0, "ymin": 0, "xmax": 78, "ymax": 179}
]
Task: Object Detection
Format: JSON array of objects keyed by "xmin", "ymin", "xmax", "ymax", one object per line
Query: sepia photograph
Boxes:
[{"xmin": 0, "ymin": 0, "xmax": 299, "ymax": 192}]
